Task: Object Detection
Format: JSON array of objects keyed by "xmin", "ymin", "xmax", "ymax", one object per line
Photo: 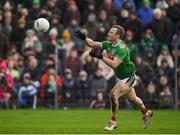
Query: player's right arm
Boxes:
[
  {"xmin": 74, "ymin": 30, "xmax": 101, "ymax": 48},
  {"xmin": 84, "ymin": 37, "xmax": 101, "ymax": 48}
]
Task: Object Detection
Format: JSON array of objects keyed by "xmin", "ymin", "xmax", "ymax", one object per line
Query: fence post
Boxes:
[
  {"xmin": 54, "ymin": 43, "xmax": 58, "ymax": 109},
  {"xmin": 174, "ymin": 35, "xmax": 179, "ymax": 110}
]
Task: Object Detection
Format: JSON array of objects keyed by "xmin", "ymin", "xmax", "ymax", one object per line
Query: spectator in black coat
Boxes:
[
  {"xmin": 127, "ymin": 11, "xmax": 142, "ymax": 43},
  {"xmin": 148, "ymin": 8, "xmax": 173, "ymax": 44}
]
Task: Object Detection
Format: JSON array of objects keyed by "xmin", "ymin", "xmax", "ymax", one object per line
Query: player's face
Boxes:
[{"xmin": 107, "ymin": 28, "xmax": 119, "ymax": 41}]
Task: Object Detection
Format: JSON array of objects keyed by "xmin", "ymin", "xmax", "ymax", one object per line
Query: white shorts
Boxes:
[{"xmin": 116, "ymin": 75, "xmax": 137, "ymax": 88}]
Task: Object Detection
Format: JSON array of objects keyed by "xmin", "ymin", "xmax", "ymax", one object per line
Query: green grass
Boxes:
[{"xmin": 0, "ymin": 109, "xmax": 180, "ymax": 134}]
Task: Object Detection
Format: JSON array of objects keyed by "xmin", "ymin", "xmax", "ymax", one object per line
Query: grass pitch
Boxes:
[{"xmin": 0, "ymin": 109, "xmax": 180, "ymax": 134}]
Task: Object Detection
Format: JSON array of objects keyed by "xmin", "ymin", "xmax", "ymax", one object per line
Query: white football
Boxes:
[{"xmin": 34, "ymin": 18, "xmax": 50, "ymax": 32}]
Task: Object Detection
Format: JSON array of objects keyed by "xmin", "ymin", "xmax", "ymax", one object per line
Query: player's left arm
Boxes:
[{"xmin": 102, "ymin": 56, "xmax": 123, "ymax": 69}]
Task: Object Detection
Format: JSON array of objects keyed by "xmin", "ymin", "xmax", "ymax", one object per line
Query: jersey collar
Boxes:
[{"xmin": 112, "ymin": 40, "xmax": 122, "ymax": 47}]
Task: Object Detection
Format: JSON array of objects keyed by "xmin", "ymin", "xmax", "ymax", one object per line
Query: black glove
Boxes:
[
  {"xmin": 74, "ymin": 30, "xmax": 86, "ymax": 40},
  {"xmin": 89, "ymin": 48, "xmax": 103, "ymax": 59}
]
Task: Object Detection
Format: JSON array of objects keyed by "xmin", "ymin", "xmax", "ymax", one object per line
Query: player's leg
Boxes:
[
  {"xmin": 104, "ymin": 80, "xmax": 130, "ymax": 131},
  {"xmin": 124, "ymin": 88, "xmax": 153, "ymax": 128}
]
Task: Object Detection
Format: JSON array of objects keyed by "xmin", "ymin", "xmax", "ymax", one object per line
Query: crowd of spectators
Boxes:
[{"xmin": 0, "ymin": 0, "xmax": 179, "ymax": 109}]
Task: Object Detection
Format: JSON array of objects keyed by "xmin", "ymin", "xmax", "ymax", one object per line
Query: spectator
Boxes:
[
  {"xmin": 76, "ymin": 70, "xmax": 89, "ymax": 101},
  {"xmin": 63, "ymin": 49, "xmax": 83, "ymax": 76},
  {"xmin": 124, "ymin": 30, "xmax": 139, "ymax": 58},
  {"xmin": 166, "ymin": 0, "xmax": 180, "ymax": 26},
  {"xmin": 18, "ymin": 73, "xmax": 39, "ymax": 109},
  {"xmin": 63, "ymin": 0, "xmax": 81, "ymax": 26},
  {"xmin": 156, "ymin": 0, "xmax": 168, "ymax": 9},
  {"xmin": 44, "ymin": 0, "xmax": 62, "ymax": 18},
  {"xmin": 83, "ymin": 13, "xmax": 99, "ymax": 40},
  {"xmin": 159, "ymin": 86, "xmax": 173, "ymax": 109},
  {"xmin": 40, "ymin": 68, "xmax": 63, "ymax": 108},
  {"xmin": 159, "ymin": 59, "xmax": 174, "ymax": 78},
  {"xmin": 7, "ymin": 59, "xmax": 20, "ymax": 82},
  {"xmin": 83, "ymin": 1, "xmax": 97, "ymax": 24},
  {"xmin": 23, "ymin": 56, "xmax": 41, "ymax": 81},
  {"xmin": 97, "ymin": 9, "xmax": 109, "ymax": 41},
  {"xmin": 140, "ymin": 29, "xmax": 157, "ymax": 56},
  {"xmin": 138, "ymin": 0, "xmax": 153, "ymax": 26},
  {"xmin": 145, "ymin": 48, "xmax": 156, "ymax": 68},
  {"xmin": 99, "ymin": 0, "xmax": 115, "ymax": 16},
  {"xmin": 89, "ymin": 92, "xmax": 106, "ymax": 109},
  {"xmin": 113, "ymin": 0, "xmax": 136, "ymax": 12},
  {"xmin": 145, "ymin": 82, "xmax": 158, "ymax": 108},
  {"xmin": 62, "ymin": 68, "xmax": 76, "ymax": 101},
  {"xmin": 127, "ymin": 10, "xmax": 142, "ymax": 43},
  {"xmin": 117, "ymin": 9, "xmax": 129, "ymax": 31},
  {"xmin": 61, "ymin": 30, "xmax": 75, "ymax": 58},
  {"xmin": 22, "ymin": 29, "xmax": 38, "ymax": 56},
  {"xmin": 88, "ymin": 67, "xmax": 107, "ymax": 98},
  {"xmin": 50, "ymin": 14, "xmax": 64, "ymax": 39},
  {"xmin": 11, "ymin": 7, "xmax": 30, "ymax": 51},
  {"xmin": 135, "ymin": 56, "xmax": 154, "ymax": 86},
  {"xmin": 29, "ymin": 0, "xmax": 41, "ymax": 19},
  {"xmin": 148, "ymin": 8, "xmax": 173, "ymax": 44},
  {"xmin": 157, "ymin": 44, "xmax": 174, "ymax": 68},
  {"xmin": 0, "ymin": 61, "xmax": 14, "ymax": 108}
]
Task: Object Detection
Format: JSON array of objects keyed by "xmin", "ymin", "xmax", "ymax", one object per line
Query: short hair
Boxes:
[{"xmin": 112, "ymin": 25, "xmax": 124, "ymax": 39}]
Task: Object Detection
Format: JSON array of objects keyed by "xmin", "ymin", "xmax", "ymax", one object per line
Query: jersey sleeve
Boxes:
[
  {"xmin": 101, "ymin": 40, "xmax": 109, "ymax": 50},
  {"xmin": 115, "ymin": 49, "xmax": 128, "ymax": 61}
]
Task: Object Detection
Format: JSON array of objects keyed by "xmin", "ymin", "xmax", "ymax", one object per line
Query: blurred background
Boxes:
[{"xmin": 0, "ymin": 0, "xmax": 179, "ymax": 110}]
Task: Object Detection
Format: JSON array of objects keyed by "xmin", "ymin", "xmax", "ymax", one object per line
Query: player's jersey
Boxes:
[{"xmin": 101, "ymin": 40, "xmax": 136, "ymax": 79}]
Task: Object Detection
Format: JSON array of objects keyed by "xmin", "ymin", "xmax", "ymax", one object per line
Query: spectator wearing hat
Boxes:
[
  {"xmin": 157, "ymin": 44, "xmax": 174, "ymax": 68},
  {"xmin": 30, "ymin": 0, "xmax": 41, "ymax": 19},
  {"xmin": 76, "ymin": 70, "xmax": 89, "ymax": 101},
  {"xmin": 138, "ymin": 0, "xmax": 153, "ymax": 26},
  {"xmin": 61, "ymin": 30, "xmax": 75, "ymax": 58}
]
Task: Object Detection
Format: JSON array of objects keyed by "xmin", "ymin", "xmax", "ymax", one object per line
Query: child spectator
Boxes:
[{"xmin": 89, "ymin": 92, "xmax": 106, "ymax": 109}]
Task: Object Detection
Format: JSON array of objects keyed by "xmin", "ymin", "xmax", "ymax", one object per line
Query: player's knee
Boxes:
[
  {"xmin": 128, "ymin": 97, "xmax": 136, "ymax": 103},
  {"xmin": 109, "ymin": 91, "xmax": 117, "ymax": 99}
]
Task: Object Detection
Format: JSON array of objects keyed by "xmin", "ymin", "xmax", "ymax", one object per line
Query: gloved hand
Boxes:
[
  {"xmin": 74, "ymin": 30, "xmax": 86, "ymax": 40},
  {"xmin": 89, "ymin": 48, "xmax": 103, "ymax": 59}
]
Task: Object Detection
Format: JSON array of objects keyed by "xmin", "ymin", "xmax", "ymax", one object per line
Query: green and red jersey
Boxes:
[{"xmin": 101, "ymin": 40, "xmax": 136, "ymax": 79}]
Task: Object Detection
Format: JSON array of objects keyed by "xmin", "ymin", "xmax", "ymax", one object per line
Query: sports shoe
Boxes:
[
  {"xmin": 104, "ymin": 120, "xmax": 117, "ymax": 131},
  {"xmin": 143, "ymin": 110, "xmax": 153, "ymax": 129}
]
